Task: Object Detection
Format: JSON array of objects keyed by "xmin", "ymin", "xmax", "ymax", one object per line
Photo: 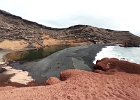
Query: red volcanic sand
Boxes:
[
  {"xmin": 0, "ymin": 64, "xmax": 140, "ymax": 100},
  {"xmin": 46, "ymin": 77, "xmax": 61, "ymax": 85}
]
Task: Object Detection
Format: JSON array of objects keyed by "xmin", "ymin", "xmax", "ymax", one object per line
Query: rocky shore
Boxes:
[
  {"xmin": 0, "ymin": 9, "xmax": 140, "ymax": 99},
  {"xmin": 0, "ymin": 44, "xmax": 140, "ymax": 99},
  {"xmin": 2, "ymin": 44, "xmax": 111, "ymax": 84}
]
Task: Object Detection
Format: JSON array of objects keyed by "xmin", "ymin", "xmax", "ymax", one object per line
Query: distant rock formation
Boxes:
[
  {"xmin": 120, "ymin": 40, "xmax": 139, "ymax": 47},
  {"xmin": 93, "ymin": 58, "xmax": 140, "ymax": 74},
  {"xmin": 0, "ymin": 9, "xmax": 140, "ymax": 49}
]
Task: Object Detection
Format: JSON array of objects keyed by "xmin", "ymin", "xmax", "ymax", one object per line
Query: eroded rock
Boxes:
[
  {"xmin": 120, "ymin": 40, "xmax": 139, "ymax": 47},
  {"xmin": 93, "ymin": 58, "xmax": 140, "ymax": 74}
]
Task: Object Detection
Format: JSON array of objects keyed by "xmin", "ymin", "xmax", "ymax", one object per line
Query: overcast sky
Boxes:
[{"xmin": 0, "ymin": 0, "xmax": 140, "ymax": 36}]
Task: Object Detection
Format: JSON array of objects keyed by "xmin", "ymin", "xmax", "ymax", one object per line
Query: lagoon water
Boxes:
[
  {"xmin": 5, "ymin": 45, "xmax": 71, "ymax": 62},
  {"xmin": 93, "ymin": 45, "xmax": 140, "ymax": 64}
]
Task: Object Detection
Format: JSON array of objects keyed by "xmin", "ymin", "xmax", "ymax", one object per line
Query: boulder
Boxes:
[
  {"xmin": 93, "ymin": 58, "xmax": 140, "ymax": 74},
  {"xmin": 46, "ymin": 77, "xmax": 61, "ymax": 85}
]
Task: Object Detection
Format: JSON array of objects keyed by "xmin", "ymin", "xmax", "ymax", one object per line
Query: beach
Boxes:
[
  {"xmin": 0, "ymin": 44, "xmax": 140, "ymax": 99},
  {"xmin": 0, "ymin": 44, "xmax": 111, "ymax": 86},
  {"xmin": 1, "ymin": 8, "xmax": 140, "ymax": 99}
]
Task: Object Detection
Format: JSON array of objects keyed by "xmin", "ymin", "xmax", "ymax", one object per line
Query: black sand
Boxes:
[{"xmin": 8, "ymin": 44, "xmax": 114, "ymax": 81}]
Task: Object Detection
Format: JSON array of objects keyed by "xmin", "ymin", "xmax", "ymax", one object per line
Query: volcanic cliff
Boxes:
[{"xmin": 0, "ymin": 9, "xmax": 140, "ymax": 49}]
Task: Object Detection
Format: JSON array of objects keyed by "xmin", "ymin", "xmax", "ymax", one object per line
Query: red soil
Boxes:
[
  {"xmin": 0, "ymin": 58, "xmax": 140, "ymax": 99},
  {"xmin": 46, "ymin": 77, "xmax": 61, "ymax": 85}
]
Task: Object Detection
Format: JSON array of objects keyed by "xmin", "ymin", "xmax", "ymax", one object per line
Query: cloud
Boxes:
[{"xmin": 0, "ymin": 0, "xmax": 140, "ymax": 36}]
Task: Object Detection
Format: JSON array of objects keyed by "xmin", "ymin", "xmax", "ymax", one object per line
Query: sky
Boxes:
[{"xmin": 0, "ymin": 0, "xmax": 140, "ymax": 36}]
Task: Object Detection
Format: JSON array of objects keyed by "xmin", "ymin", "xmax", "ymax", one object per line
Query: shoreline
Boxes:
[
  {"xmin": 1, "ymin": 44, "xmax": 140, "ymax": 99},
  {"xmin": 93, "ymin": 45, "xmax": 140, "ymax": 64},
  {"xmin": 7, "ymin": 44, "xmax": 114, "ymax": 84}
]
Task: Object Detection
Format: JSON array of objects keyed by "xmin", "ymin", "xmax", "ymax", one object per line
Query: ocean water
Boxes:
[{"xmin": 93, "ymin": 45, "xmax": 140, "ymax": 64}]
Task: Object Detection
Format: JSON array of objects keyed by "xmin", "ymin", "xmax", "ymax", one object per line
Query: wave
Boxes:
[{"xmin": 93, "ymin": 46, "xmax": 140, "ymax": 64}]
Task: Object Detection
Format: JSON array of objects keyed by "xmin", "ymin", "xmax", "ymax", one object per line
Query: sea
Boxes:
[{"xmin": 93, "ymin": 45, "xmax": 140, "ymax": 64}]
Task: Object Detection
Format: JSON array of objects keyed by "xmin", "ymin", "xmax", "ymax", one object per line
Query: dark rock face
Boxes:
[
  {"xmin": 0, "ymin": 63, "xmax": 6, "ymax": 73},
  {"xmin": 0, "ymin": 9, "xmax": 140, "ymax": 47},
  {"xmin": 120, "ymin": 40, "xmax": 139, "ymax": 47},
  {"xmin": 93, "ymin": 58, "xmax": 140, "ymax": 74},
  {"xmin": 0, "ymin": 68, "xmax": 6, "ymax": 73}
]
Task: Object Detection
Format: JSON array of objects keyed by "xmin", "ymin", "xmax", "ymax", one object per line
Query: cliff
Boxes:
[{"xmin": 0, "ymin": 9, "xmax": 140, "ymax": 49}]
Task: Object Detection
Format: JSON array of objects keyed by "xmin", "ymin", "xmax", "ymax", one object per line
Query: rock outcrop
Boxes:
[
  {"xmin": 0, "ymin": 9, "xmax": 140, "ymax": 50},
  {"xmin": 93, "ymin": 58, "xmax": 140, "ymax": 74},
  {"xmin": 120, "ymin": 40, "xmax": 139, "ymax": 47}
]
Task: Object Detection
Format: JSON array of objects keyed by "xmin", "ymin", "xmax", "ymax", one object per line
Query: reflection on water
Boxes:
[{"xmin": 5, "ymin": 45, "xmax": 71, "ymax": 62}]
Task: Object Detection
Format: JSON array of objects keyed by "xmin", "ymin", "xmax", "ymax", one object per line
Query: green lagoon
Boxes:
[{"xmin": 5, "ymin": 45, "xmax": 71, "ymax": 62}]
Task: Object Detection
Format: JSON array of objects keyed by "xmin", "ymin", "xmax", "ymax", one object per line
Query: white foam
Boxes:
[
  {"xmin": 93, "ymin": 46, "xmax": 119, "ymax": 64},
  {"xmin": 93, "ymin": 46, "xmax": 140, "ymax": 64}
]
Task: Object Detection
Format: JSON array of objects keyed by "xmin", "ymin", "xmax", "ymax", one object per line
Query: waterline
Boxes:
[{"xmin": 93, "ymin": 46, "xmax": 140, "ymax": 64}]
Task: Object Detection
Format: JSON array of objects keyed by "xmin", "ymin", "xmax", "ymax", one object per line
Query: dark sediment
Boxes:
[
  {"xmin": 73, "ymin": 44, "xmax": 114, "ymax": 69},
  {"xmin": 8, "ymin": 44, "xmax": 113, "ymax": 83}
]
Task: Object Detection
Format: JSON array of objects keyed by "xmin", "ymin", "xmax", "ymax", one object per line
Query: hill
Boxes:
[{"xmin": 0, "ymin": 9, "xmax": 140, "ymax": 50}]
